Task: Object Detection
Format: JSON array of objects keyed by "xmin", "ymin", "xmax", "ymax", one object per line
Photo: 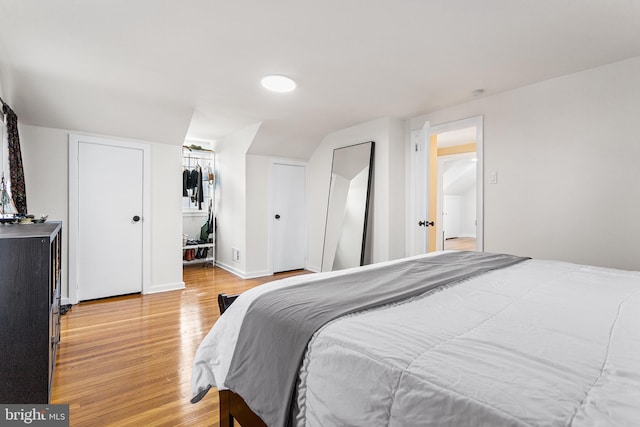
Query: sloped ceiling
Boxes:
[
  {"xmin": 444, "ymin": 159, "xmax": 476, "ymax": 195},
  {"xmin": 0, "ymin": 1, "xmax": 639, "ymax": 158}
]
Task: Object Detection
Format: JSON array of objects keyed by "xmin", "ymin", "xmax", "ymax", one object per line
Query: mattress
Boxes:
[{"xmin": 192, "ymin": 253, "xmax": 640, "ymax": 426}]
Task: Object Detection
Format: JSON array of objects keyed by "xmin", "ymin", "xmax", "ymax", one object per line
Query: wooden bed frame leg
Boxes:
[
  {"xmin": 218, "ymin": 293, "xmax": 240, "ymax": 315},
  {"xmin": 219, "ymin": 390, "xmax": 234, "ymax": 427},
  {"xmin": 218, "ymin": 389, "xmax": 267, "ymax": 427}
]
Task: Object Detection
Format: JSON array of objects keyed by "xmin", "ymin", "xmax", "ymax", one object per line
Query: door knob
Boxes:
[
  {"xmin": 275, "ymin": 214, "xmax": 281, "ymax": 219},
  {"xmin": 133, "ymin": 215, "xmax": 141, "ymax": 222},
  {"xmin": 418, "ymin": 220, "xmax": 434, "ymax": 227}
]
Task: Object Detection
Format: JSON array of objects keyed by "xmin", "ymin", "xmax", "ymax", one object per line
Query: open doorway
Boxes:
[
  {"xmin": 411, "ymin": 116, "xmax": 483, "ymax": 255},
  {"xmin": 440, "ymin": 152, "xmax": 477, "ymax": 251},
  {"xmin": 432, "ymin": 125, "xmax": 480, "ymax": 252}
]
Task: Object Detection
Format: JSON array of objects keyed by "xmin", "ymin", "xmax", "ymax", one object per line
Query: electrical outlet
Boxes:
[{"xmin": 231, "ymin": 248, "xmax": 240, "ymax": 262}]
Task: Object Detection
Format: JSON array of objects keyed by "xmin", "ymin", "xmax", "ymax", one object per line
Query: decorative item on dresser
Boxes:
[{"xmin": 0, "ymin": 221, "xmax": 62, "ymax": 404}]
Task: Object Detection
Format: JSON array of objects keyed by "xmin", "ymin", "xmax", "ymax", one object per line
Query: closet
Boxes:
[{"xmin": 182, "ymin": 147, "xmax": 215, "ymax": 265}]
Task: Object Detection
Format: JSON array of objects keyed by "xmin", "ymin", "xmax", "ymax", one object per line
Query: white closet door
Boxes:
[
  {"xmin": 273, "ymin": 163, "xmax": 306, "ymax": 272},
  {"xmin": 77, "ymin": 141, "xmax": 144, "ymax": 300}
]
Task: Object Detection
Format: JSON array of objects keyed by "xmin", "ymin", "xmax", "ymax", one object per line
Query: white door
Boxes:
[
  {"xmin": 77, "ymin": 142, "xmax": 144, "ymax": 300},
  {"xmin": 272, "ymin": 163, "xmax": 306, "ymax": 272},
  {"xmin": 411, "ymin": 124, "xmax": 429, "ymax": 255},
  {"xmin": 443, "ymin": 195, "xmax": 461, "ymax": 239}
]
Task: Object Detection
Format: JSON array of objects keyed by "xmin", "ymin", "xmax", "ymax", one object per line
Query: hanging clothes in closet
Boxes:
[
  {"xmin": 182, "ymin": 169, "xmax": 189, "ymax": 197},
  {"xmin": 183, "ymin": 164, "xmax": 204, "ymax": 209},
  {"xmin": 196, "ymin": 166, "xmax": 204, "ymax": 210},
  {"xmin": 182, "ymin": 148, "xmax": 214, "ymax": 211}
]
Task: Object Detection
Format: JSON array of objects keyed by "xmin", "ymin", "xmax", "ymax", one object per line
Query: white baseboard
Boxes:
[
  {"xmin": 145, "ymin": 281, "xmax": 186, "ymax": 294},
  {"xmin": 60, "ymin": 282, "xmax": 186, "ymax": 305},
  {"xmin": 216, "ymin": 261, "xmax": 275, "ymax": 280},
  {"xmin": 305, "ymin": 263, "xmax": 321, "ymax": 273},
  {"xmin": 60, "ymin": 282, "xmax": 185, "ymax": 304},
  {"xmin": 244, "ymin": 269, "xmax": 273, "ymax": 279},
  {"xmin": 215, "ymin": 261, "xmax": 247, "ymax": 278}
]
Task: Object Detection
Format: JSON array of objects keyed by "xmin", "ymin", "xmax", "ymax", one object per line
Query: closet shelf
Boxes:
[
  {"xmin": 182, "ymin": 243, "xmax": 214, "ymax": 250},
  {"xmin": 183, "ymin": 211, "xmax": 209, "ymax": 217},
  {"xmin": 183, "ymin": 257, "xmax": 214, "ymax": 265}
]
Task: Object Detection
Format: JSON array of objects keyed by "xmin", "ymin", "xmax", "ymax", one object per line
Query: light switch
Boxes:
[{"xmin": 489, "ymin": 171, "xmax": 498, "ymax": 184}]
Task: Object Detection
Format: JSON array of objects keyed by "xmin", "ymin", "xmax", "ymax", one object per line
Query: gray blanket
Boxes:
[{"xmin": 224, "ymin": 251, "xmax": 529, "ymax": 426}]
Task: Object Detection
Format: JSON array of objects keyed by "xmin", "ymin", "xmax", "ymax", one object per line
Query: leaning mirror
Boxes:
[{"xmin": 321, "ymin": 141, "xmax": 375, "ymax": 271}]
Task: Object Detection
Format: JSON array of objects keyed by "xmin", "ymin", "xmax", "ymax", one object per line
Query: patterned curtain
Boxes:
[{"xmin": 1, "ymin": 101, "xmax": 27, "ymax": 214}]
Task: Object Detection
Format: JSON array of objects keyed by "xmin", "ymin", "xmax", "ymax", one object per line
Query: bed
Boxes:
[{"xmin": 191, "ymin": 251, "xmax": 640, "ymax": 426}]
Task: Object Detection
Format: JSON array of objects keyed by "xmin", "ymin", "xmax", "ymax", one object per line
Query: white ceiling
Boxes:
[
  {"xmin": 436, "ymin": 127, "xmax": 477, "ymax": 148},
  {"xmin": 0, "ymin": 1, "xmax": 639, "ymax": 159}
]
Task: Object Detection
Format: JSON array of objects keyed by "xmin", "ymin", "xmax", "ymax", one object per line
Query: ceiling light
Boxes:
[{"xmin": 261, "ymin": 75, "xmax": 296, "ymax": 93}]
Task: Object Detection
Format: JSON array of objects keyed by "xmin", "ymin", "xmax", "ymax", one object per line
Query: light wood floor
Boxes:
[
  {"xmin": 444, "ymin": 237, "xmax": 476, "ymax": 251},
  {"xmin": 52, "ymin": 266, "xmax": 308, "ymax": 426}
]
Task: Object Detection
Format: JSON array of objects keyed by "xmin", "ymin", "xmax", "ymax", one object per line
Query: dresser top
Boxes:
[{"xmin": 0, "ymin": 221, "xmax": 62, "ymax": 239}]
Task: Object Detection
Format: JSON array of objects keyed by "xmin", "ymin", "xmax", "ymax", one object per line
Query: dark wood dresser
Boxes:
[{"xmin": 0, "ymin": 221, "xmax": 62, "ymax": 403}]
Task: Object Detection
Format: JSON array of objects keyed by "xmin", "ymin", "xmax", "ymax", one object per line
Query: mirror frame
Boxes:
[{"xmin": 321, "ymin": 141, "xmax": 375, "ymax": 271}]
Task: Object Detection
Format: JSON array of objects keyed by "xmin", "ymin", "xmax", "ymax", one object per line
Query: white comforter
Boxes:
[{"xmin": 192, "ymin": 255, "xmax": 640, "ymax": 426}]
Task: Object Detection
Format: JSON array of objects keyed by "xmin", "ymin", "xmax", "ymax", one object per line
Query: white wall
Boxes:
[
  {"xmin": 149, "ymin": 142, "xmax": 184, "ymax": 292},
  {"xmin": 307, "ymin": 116, "xmax": 405, "ymax": 271},
  {"xmin": 245, "ymin": 154, "xmax": 270, "ymax": 277},
  {"xmin": 459, "ymin": 186, "xmax": 477, "ymax": 238},
  {"xmin": 387, "ymin": 117, "xmax": 406, "ymax": 259},
  {"xmin": 19, "ymin": 124, "xmax": 184, "ymax": 300},
  {"xmin": 0, "ymin": 57, "xmax": 11, "ymax": 102},
  {"xmin": 409, "ymin": 56, "xmax": 640, "ymax": 271},
  {"xmin": 19, "ymin": 125, "xmax": 70, "ymax": 297},
  {"xmin": 213, "ymin": 122, "xmax": 261, "ymax": 277}
]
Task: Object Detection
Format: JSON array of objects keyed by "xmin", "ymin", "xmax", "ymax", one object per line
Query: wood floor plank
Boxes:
[
  {"xmin": 51, "ymin": 266, "xmax": 308, "ymax": 426},
  {"xmin": 443, "ymin": 237, "xmax": 476, "ymax": 251}
]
